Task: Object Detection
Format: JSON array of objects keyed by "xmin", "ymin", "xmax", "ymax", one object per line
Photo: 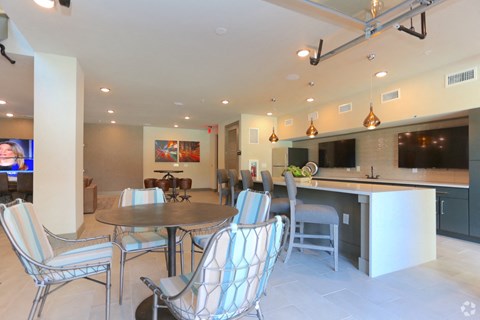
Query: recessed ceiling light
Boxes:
[
  {"xmin": 110, "ymin": 120, "xmax": 116, "ymax": 124},
  {"xmin": 6, "ymin": 113, "xmax": 13, "ymax": 118},
  {"xmin": 34, "ymin": 0, "xmax": 54, "ymax": 9},
  {"xmin": 375, "ymin": 71, "xmax": 388, "ymax": 78},
  {"xmin": 174, "ymin": 102, "xmax": 184, "ymax": 106},
  {"xmin": 221, "ymin": 100, "xmax": 229, "ymax": 105},
  {"xmin": 174, "ymin": 124, "xmax": 179, "ymax": 128},
  {"xmin": 267, "ymin": 112, "xmax": 273, "ymax": 116},
  {"xmin": 215, "ymin": 27, "xmax": 228, "ymax": 35},
  {"xmin": 286, "ymin": 74, "xmax": 300, "ymax": 81},
  {"xmin": 0, "ymin": 100, "xmax": 6, "ymax": 105},
  {"xmin": 107, "ymin": 109, "xmax": 115, "ymax": 114},
  {"xmin": 306, "ymin": 98, "xmax": 315, "ymax": 102},
  {"xmin": 297, "ymin": 49, "xmax": 310, "ymax": 58},
  {"xmin": 184, "ymin": 116, "xmax": 190, "ymax": 120},
  {"xmin": 100, "ymin": 87, "xmax": 110, "ymax": 93}
]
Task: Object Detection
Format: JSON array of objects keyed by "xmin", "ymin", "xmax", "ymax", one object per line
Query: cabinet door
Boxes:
[{"xmin": 439, "ymin": 197, "xmax": 469, "ymax": 235}]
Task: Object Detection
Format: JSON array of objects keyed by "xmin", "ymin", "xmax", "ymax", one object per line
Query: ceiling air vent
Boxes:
[
  {"xmin": 338, "ymin": 103, "xmax": 352, "ymax": 113},
  {"xmin": 284, "ymin": 118, "xmax": 293, "ymax": 127},
  {"xmin": 446, "ymin": 67, "xmax": 477, "ymax": 87},
  {"xmin": 381, "ymin": 89, "xmax": 400, "ymax": 103}
]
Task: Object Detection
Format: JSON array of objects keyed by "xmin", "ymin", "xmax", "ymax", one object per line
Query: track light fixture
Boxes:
[
  {"xmin": 309, "ymin": 39, "xmax": 323, "ymax": 66},
  {"xmin": 395, "ymin": 12, "xmax": 427, "ymax": 39}
]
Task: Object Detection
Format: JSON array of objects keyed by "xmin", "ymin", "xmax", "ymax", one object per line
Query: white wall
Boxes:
[
  {"xmin": 278, "ymin": 54, "xmax": 480, "ymax": 140},
  {"xmin": 143, "ymin": 127, "xmax": 214, "ymax": 189}
]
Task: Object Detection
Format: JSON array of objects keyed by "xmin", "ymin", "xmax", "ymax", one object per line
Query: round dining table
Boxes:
[{"xmin": 96, "ymin": 201, "xmax": 238, "ymax": 320}]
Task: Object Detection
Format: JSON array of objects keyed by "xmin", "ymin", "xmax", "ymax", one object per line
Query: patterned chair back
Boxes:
[
  {"xmin": 232, "ymin": 189, "xmax": 271, "ymax": 225},
  {"xmin": 162, "ymin": 216, "xmax": 287, "ymax": 320}
]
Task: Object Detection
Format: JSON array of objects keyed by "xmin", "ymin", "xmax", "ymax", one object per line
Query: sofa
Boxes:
[{"xmin": 83, "ymin": 176, "xmax": 98, "ymax": 214}]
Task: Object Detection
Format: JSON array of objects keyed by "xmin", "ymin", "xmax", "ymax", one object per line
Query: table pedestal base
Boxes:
[{"xmin": 135, "ymin": 296, "xmax": 175, "ymax": 320}]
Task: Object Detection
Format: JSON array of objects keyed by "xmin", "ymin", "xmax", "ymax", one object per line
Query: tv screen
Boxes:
[
  {"xmin": 0, "ymin": 138, "xmax": 34, "ymax": 177},
  {"xmin": 398, "ymin": 126, "xmax": 468, "ymax": 169},
  {"xmin": 318, "ymin": 139, "xmax": 356, "ymax": 168}
]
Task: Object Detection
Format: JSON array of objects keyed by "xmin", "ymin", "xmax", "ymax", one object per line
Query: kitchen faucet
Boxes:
[{"xmin": 366, "ymin": 166, "xmax": 380, "ymax": 179}]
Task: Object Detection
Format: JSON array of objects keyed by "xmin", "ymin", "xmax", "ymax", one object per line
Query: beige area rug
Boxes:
[{"xmin": 96, "ymin": 195, "xmax": 119, "ymax": 211}]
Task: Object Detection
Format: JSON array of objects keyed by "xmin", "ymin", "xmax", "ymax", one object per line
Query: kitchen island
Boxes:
[{"xmin": 271, "ymin": 178, "xmax": 436, "ymax": 278}]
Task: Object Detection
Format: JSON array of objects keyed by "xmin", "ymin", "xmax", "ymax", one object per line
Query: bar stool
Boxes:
[
  {"xmin": 168, "ymin": 177, "xmax": 180, "ymax": 202},
  {"xmin": 261, "ymin": 170, "xmax": 290, "ymax": 215},
  {"xmin": 178, "ymin": 178, "xmax": 192, "ymax": 202},
  {"xmin": 240, "ymin": 170, "xmax": 254, "ymax": 190},
  {"xmin": 284, "ymin": 171, "xmax": 339, "ymax": 271},
  {"xmin": 217, "ymin": 169, "xmax": 230, "ymax": 205},
  {"xmin": 144, "ymin": 178, "xmax": 157, "ymax": 188},
  {"xmin": 228, "ymin": 169, "xmax": 242, "ymax": 207},
  {"xmin": 155, "ymin": 179, "xmax": 170, "ymax": 196}
]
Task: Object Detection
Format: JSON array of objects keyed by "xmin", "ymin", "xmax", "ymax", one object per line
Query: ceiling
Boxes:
[{"xmin": 0, "ymin": 0, "xmax": 478, "ymax": 130}]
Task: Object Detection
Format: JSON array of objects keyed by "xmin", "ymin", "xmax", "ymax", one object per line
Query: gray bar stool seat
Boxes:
[{"xmin": 283, "ymin": 171, "xmax": 339, "ymax": 271}]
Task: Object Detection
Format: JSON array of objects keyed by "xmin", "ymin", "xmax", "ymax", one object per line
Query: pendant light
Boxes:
[
  {"xmin": 363, "ymin": 53, "xmax": 381, "ymax": 130},
  {"xmin": 306, "ymin": 118, "xmax": 318, "ymax": 138},
  {"xmin": 269, "ymin": 127, "xmax": 279, "ymax": 143},
  {"xmin": 268, "ymin": 98, "xmax": 280, "ymax": 143}
]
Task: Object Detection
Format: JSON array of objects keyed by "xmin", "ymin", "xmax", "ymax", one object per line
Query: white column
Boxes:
[{"xmin": 34, "ymin": 52, "xmax": 84, "ymax": 235}]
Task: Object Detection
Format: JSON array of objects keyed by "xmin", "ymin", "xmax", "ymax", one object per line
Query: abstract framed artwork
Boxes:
[
  {"xmin": 179, "ymin": 141, "xmax": 200, "ymax": 162},
  {"xmin": 155, "ymin": 140, "xmax": 178, "ymax": 162}
]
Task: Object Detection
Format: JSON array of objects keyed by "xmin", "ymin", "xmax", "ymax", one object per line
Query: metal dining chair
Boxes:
[
  {"xmin": 188, "ymin": 189, "xmax": 271, "ymax": 272},
  {"xmin": 114, "ymin": 187, "xmax": 185, "ymax": 304},
  {"xmin": 141, "ymin": 215, "xmax": 289, "ymax": 320},
  {"xmin": 0, "ymin": 199, "xmax": 113, "ymax": 320}
]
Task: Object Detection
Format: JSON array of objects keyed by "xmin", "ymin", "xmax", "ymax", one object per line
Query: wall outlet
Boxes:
[
  {"xmin": 346, "ymin": 168, "xmax": 350, "ymax": 172},
  {"xmin": 173, "ymin": 163, "xmax": 179, "ymax": 167},
  {"xmin": 412, "ymin": 168, "xmax": 418, "ymax": 173},
  {"xmin": 356, "ymin": 166, "xmax": 361, "ymax": 172},
  {"xmin": 343, "ymin": 213, "xmax": 350, "ymax": 225}
]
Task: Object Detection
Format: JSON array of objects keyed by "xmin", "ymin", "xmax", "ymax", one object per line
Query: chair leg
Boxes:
[
  {"xmin": 333, "ymin": 224, "xmax": 339, "ymax": 271},
  {"xmin": 28, "ymin": 286, "xmax": 44, "ymax": 320},
  {"xmin": 106, "ymin": 266, "xmax": 111, "ymax": 320},
  {"xmin": 190, "ymin": 241, "xmax": 195, "ymax": 272},
  {"xmin": 37, "ymin": 284, "xmax": 50, "ymax": 317},
  {"xmin": 179, "ymin": 242, "xmax": 184, "ymax": 275},
  {"xmin": 299, "ymin": 222, "xmax": 304, "ymax": 253},
  {"xmin": 119, "ymin": 251, "xmax": 126, "ymax": 305},
  {"xmin": 153, "ymin": 292, "xmax": 159, "ymax": 320},
  {"xmin": 283, "ymin": 216, "xmax": 296, "ymax": 263},
  {"xmin": 255, "ymin": 301, "xmax": 264, "ymax": 320}
]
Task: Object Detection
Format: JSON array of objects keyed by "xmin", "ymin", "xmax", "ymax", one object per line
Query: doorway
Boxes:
[{"xmin": 225, "ymin": 121, "xmax": 239, "ymax": 172}]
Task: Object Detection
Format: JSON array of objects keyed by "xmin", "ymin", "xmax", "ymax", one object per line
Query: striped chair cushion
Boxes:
[
  {"xmin": 164, "ymin": 217, "xmax": 283, "ymax": 319},
  {"xmin": 46, "ymin": 242, "xmax": 113, "ymax": 280},
  {"xmin": 120, "ymin": 188, "xmax": 166, "ymax": 233},
  {"xmin": 3, "ymin": 202, "xmax": 54, "ymax": 271},
  {"xmin": 120, "ymin": 231, "xmax": 170, "ymax": 251},
  {"xmin": 232, "ymin": 190, "xmax": 270, "ymax": 225}
]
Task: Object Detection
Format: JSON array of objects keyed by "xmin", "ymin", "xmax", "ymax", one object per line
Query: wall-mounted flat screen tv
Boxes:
[
  {"xmin": 0, "ymin": 138, "xmax": 34, "ymax": 177},
  {"xmin": 318, "ymin": 138, "xmax": 356, "ymax": 168},
  {"xmin": 398, "ymin": 126, "xmax": 468, "ymax": 169}
]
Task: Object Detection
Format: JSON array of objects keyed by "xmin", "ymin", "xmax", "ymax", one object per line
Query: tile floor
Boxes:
[{"xmin": 1, "ymin": 190, "xmax": 480, "ymax": 319}]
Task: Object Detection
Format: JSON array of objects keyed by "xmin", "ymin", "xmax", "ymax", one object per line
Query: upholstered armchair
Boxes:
[{"xmin": 84, "ymin": 176, "xmax": 98, "ymax": 214}]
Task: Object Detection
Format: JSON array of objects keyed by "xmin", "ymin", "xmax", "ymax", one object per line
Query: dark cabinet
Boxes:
[{"xmin": 436, "ymin": 187, "xmax": 469, "ymax": 236}]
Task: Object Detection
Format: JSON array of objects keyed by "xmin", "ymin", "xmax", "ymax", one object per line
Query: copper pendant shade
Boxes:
[
  {"xmin": 363, "ymin": 103, "xmax": 381, "ymax": 130},
  {"xmin": 306, "ymin": 119, "xmax": 318, "ymax": 138},
  {"xmin": 269, "ymin": 127, "xmax": 279, "ymax": 143}
]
